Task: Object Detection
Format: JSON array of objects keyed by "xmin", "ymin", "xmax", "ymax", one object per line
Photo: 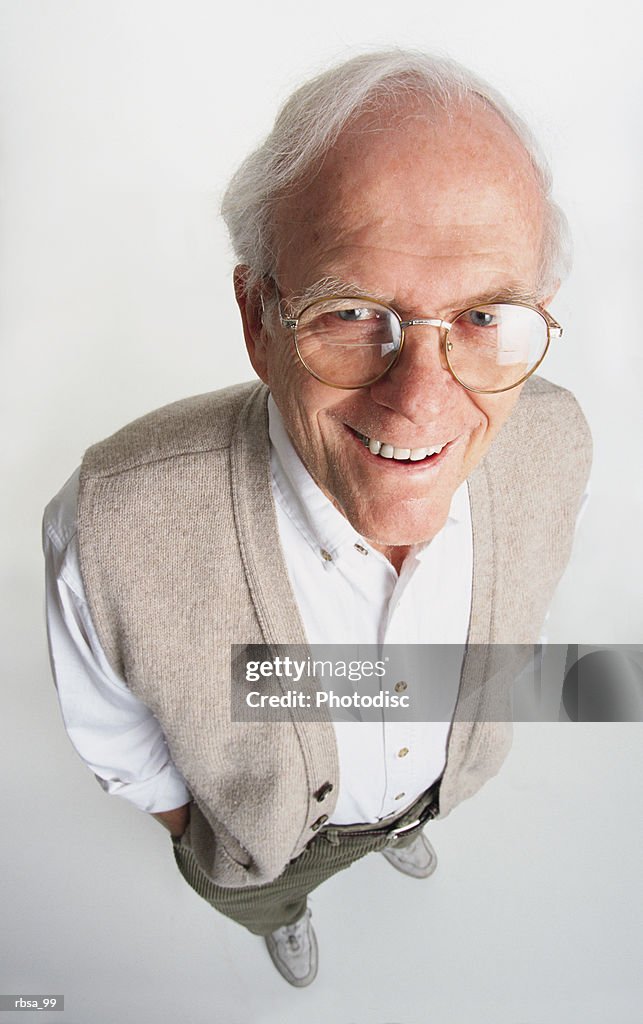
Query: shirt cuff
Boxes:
[{"xmin": 93, "ymin": 763, "xmax": 191, "ymax": 813}]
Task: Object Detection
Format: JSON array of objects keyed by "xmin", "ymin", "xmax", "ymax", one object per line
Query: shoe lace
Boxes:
[{"xmin": 282, "ymin": 911, "xmax": 310, "ymax": 952}]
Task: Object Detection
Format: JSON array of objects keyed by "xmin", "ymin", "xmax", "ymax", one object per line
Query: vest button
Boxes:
[
  {"xmin": 311, "ymin": 814, "xmax": 329, "ymax": 831},
  {"xmin": 397, "ymin": 747, "xmax": 409, "ymax": 758},
  {"xmin": 314, "ymin": 782, "xmax": 334, "ymax": 802},
  {"xmin": 394, "ymin": 681, "xmax": 407, "ymax": 693}
]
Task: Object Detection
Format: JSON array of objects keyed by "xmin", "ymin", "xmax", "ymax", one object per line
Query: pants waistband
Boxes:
[{"xmin": 322, "ymin": 780, "xmax": 440, "ymax": 843}]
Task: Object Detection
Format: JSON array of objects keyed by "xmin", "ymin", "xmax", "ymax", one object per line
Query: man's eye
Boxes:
[
  {"xmin": 466, "ymin": 309, "xmax": 496, "ymax": 327},
  {"xmin": 337, "ymin": 308, "xmax": 376, "ymax": 322}
]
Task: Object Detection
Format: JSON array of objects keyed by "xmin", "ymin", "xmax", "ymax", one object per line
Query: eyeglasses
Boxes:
[{"xmin": 275, "ymin": 288, "xmax": 562, "ymax": 394}]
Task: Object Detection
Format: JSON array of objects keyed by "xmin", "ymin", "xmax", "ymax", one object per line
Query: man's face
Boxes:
[{"xmin": 239, "ymin": 100, "xmax": 548, "ymax": 555}]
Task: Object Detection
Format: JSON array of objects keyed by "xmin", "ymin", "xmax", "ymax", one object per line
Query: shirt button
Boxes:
[
  {"xmin": 320, "ymin": 549, "xmax": 333, "ymax": 562},
  {"xmin": 397, "ymin": 747, "xmax": 409, "ymax": 758},
  {"xmin": 394, "ymin": 681, "xmax": 407, "ymax": 693},
  {"xmin": 395, "ymin": 792, "xmax": 406, "ymax": 801},
  {"xmin": 311, "ymin": 814, "xmax": 328, "ymax": 831},
  {"xmin": 354, "ymin": 543, "xmax": 369, "ymax": 556}
]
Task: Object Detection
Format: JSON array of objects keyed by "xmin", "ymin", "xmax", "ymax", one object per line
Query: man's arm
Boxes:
[{"xmin": 152, "ymin": 804, "xmax": 191, "ymax": 837}]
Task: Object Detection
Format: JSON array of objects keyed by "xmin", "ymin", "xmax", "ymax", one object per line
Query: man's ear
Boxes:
[{"xmin": 233, "ymin": 265, "xmax": 270, "ymax": 384}]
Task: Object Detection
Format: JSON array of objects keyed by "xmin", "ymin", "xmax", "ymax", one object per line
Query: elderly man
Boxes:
[{"xmin": 43, "ymin": 51, "xmax": 591, "ymax": 987}]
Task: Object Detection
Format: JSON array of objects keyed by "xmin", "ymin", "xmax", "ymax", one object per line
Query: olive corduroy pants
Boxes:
[{"xmin": 171, "ymin": 785, "xmax": 438, "ymax": 936}]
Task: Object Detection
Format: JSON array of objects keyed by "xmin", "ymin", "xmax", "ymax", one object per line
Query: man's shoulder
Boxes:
[
  {"xmin": 520, "ymin": 374, "xmax": 580, "ymax": 404},
  {"xmin": 510, "ymin": 375, "xmax": 592, "ymax": 453},
  {"xmin": 484, "ymin": 374, "xmax": 592, "ymax": 492},
  {"xmin": 80, "ymin": 380, "xmax": 267, "ymax": 480}
]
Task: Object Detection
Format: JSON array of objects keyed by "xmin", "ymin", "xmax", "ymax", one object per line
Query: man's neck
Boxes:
[{"xmin": 370, "ymin": 543, "xmax": 412, "ymax": 574}]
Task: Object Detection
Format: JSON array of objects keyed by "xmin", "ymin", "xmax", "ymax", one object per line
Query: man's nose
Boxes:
[{"xmin": 368, "ymin": 322, "xmax": 459, "ymax": 421}]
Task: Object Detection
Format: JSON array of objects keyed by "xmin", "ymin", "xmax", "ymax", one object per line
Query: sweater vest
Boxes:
[{"xmin": 77, "ymin": 378, "xmax": 591, "ymax": 887}]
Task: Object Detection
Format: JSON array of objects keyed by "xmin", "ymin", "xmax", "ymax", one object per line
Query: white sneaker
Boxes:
[
  {"xmin": 381, "ymin": 832, "xmax": 438, "ymax": 878},
  {"xmin": 264, "ymin": 908, "xmax": 318, "ymax": 987}
]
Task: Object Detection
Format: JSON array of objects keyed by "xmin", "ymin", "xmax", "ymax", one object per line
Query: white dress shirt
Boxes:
[{"xmin": 43, "ymin": 396, "xmax": 475, "ymax": 824}]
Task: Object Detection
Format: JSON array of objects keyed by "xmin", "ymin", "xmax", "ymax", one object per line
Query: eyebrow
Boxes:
[
  {"xmin": 468, "ymin": 284, "xmax": 542, "ymax": 306},
  {"xmin": 284, "ymin": 276, "xmax": 543, "ymax": 314},
  {"xmin": 285, "ymin": 276, "xmax": 389, "ymax": 310}
]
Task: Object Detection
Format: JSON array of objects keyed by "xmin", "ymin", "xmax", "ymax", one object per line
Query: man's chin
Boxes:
[{"xmin": 348, "ymin": 507, "xmax": 451, "ymax": 550}]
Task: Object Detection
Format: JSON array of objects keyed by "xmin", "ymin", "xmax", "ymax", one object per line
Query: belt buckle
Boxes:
[
  {"xmin": 388, "ymin": 797, "xmax": 438, "ymax": 844},
  {"xmin": 389, "ymin": 817, "xmax": 422, "ymax": 843}
]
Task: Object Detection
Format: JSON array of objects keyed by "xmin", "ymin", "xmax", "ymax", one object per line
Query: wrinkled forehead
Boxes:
[{"xmin": 272, "ymin": 98, "xmax": 545, "ymax": 286}]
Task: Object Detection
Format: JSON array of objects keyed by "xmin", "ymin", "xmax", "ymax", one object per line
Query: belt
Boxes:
[{"xmin": 321, "ymin": 781, "xmax": 440, "ymax": 846}]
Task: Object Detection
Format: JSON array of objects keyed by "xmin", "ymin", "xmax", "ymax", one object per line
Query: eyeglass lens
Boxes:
[{"xmin": 294, "ymin": 299, "xmax": 549, "ymax": 391}]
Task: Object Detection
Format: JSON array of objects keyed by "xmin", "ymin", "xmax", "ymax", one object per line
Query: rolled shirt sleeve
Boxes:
[{"xmin": 43, "ymin": 469, "xmax": 190, "ymax": 813}]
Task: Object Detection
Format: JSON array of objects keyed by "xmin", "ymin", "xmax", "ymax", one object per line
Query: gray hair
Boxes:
[{"xmin": 221, "ymin": 49, "xmax": 571, "ymax": 297}]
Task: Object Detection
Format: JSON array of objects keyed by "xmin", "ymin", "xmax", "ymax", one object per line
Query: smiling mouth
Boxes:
[{"xmin": 351, "ymin": 429, "xmax": 450, "ymax": 463}]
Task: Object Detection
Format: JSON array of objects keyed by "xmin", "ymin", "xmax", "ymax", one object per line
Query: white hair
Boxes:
[{"xmin": 221, "ymin": 49, "xmax": 571, "ymax": 297}]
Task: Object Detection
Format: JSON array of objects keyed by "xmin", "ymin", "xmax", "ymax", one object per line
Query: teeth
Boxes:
[{"xmin": 354, "ymin": 429, "xmax": 447, "ymax": 462}]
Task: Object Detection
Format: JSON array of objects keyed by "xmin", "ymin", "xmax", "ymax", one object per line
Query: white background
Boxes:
[{"xmin": 1, "ymin": 2, "xmax": 642, "ymax": 1022}]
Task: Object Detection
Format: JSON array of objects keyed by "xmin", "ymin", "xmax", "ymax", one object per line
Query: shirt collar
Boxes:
[{"xmin": 267, "ymin": 394, "xmax": 467, "ymax": 564}]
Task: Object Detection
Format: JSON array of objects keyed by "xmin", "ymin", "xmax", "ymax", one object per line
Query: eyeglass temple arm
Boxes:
[{"xmin": 263, "ymin": 275, "xmax": 298, "ymax": 329}]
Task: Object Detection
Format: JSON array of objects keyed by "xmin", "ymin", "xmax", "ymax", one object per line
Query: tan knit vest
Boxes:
[{"xmin": 77, "ymin": 378, "xmax": 591, "ymax": 887}]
